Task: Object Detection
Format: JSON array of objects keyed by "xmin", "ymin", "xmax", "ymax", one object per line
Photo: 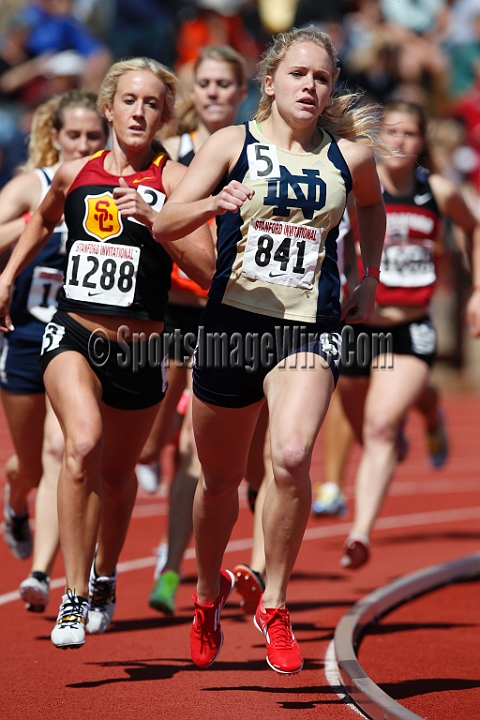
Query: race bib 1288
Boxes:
[{"xmin": 64, "ymin": 240, "xmax": 140, "ymax": 306}]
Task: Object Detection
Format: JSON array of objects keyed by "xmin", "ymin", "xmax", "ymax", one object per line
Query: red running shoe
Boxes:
[
  {"xmin": 233, "ymin": 564, "xmax": 265, "ymax": 615},
  {"xmin": 190, "ymin": 568, "xmax": 235, "ymax": 668},
  {"xmin": 340, "ymin": 534, "xmax": 371, "ymax": 570},
  {"xmin": 254, "ymin": 600, "xmax": 304, "ymax": 674}
]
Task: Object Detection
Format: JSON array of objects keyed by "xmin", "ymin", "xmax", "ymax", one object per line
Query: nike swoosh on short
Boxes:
[
  {"xmin": 269, "ymin": 272, "xmax": 284, "ymax": 278},
  {"xmin": 414, "ymin": 193, "xmax": 432, "ymax": 204}
]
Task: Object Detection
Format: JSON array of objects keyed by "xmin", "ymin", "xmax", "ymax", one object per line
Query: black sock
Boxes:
[
  {"xmin": 252, "ymin": 570, "xmax": 265, "ymax": 591},
  {"xmin": 32, "ymin": 571, "xmax": 48, "ymax": 583}
]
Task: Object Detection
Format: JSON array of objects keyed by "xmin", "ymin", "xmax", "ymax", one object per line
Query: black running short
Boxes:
[
  {"xmin": 192, "ymin": 299, "xmax": 341, "ymax": 408},
  {"xmin": 339, "ymin": 316, "xmax": 436, "ymax": 378},
  {"xmin": 163, "ymin": 302, "xmax": 204, "ymax": 362},
  {"xmin": 39, "ymin": 310, "xmax": 167, "ymax": 410}
]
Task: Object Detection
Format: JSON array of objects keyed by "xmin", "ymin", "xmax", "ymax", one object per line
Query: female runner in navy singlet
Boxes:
[
  {"xmin": 0, "ymin": 90, "xmax": 108, "ymax": 612},
  {"xmin": 0, "ymin": 57, "xmax": 214, "ymax": 649},
  {"xmin": 154, "ymin": 26, "xmax": 387, "ymax": 674}
]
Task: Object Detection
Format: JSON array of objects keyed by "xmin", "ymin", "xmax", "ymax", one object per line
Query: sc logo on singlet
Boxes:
[
  {"xmin": 83, "ymin": 192, "xmax": 123, "ymax": 241},
  {"xmin": 247, "ymin": 144, "xmax": 327, "ymax": 220},
  {"xmin": 82, "ymin": 187, "xmax": 166, "ymax": 241}
]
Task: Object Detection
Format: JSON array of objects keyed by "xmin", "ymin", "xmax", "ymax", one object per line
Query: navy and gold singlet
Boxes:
[
  {"xmin": 58, "ymin": 149, "xmax": 172, "ymax": 321},
  {"xmin": 209, "ymin": 121, "xmax": 352, "ymax": 323}
]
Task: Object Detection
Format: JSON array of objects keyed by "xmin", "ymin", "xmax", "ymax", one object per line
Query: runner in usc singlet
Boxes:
[{"xmin": 58, "ymin": 149, "xmax": 172, "ymax": 321}]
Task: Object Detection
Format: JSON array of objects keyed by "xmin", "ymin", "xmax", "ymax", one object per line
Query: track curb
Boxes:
[{"xmin": 334, "ymin": 551, "xmax": 480, "ymax": 719}]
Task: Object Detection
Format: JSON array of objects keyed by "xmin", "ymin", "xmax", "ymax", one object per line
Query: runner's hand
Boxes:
[
  {"xmin": 341, "ymin": 276, "xmax": 378, "ymax": 324},
  {"xmin": 465, "ymin": 288, "xmax": 480, "ymax": 337},
  {"xmin": 113, "ymin": 177, "xmax": 158, "ymax": 228},
  {"xmin": 213, "ymin": 181, "xmax": 254, "ymax": 216},
  {"xmin": 0, "ymin": 276, "xmax": 14, "ymax": 332}
]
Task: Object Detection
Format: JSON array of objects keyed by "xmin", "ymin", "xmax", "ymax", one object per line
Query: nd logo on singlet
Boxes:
[
  {"xmin": 264, "ymin": 168, "xmax": 327, "ymax": 220},
  {"xmin": 83, "ymin": 192, "xmax": 123, "ymax": 242}
]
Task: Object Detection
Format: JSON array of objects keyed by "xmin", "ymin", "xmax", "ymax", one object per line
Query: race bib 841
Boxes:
[{"xmin": 241, "ymin": 218, "xmax": 322, "ymax": 289}]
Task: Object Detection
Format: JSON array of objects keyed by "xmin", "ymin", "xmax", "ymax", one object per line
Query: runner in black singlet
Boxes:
[{"xmin": 0, "ymin": 57, "xmax": 214, "ymax": 650}]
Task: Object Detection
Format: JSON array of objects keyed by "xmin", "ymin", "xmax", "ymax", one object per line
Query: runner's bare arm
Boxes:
[
  {"xmin": 153, "ymin": 159, "xmax": 216, "ymax": 288},
  {"xmin": 429, "ymin": 174, "xmax": 480, "ymax": 336},
  {"xmin": 160, "ymin": 224, "xmax": 215, "ymax": 289},
  {"xmin": 152, "ymin": 126, "xmax": 252, "ymax": 242},
  {"xmin": 0, "ymin": 171, "xmax": 45, "ymax": 252},
  {"xmin": 0, "ymin": 171, "xmax": 42, "ymax": 224}
]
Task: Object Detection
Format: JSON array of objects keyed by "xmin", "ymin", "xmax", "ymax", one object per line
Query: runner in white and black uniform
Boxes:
[
  {"xmin": 141, "ymin": 46, "xmax": 248, "ymax": 616},
  {"xmin": 137, "ymin": 48, "xmax": 247, "ymax": 497}
]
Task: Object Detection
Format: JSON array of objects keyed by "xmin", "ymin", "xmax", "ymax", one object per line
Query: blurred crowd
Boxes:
[{"xmin": 3, "ymin": 0, "xmax": 480, "ymax": 205}]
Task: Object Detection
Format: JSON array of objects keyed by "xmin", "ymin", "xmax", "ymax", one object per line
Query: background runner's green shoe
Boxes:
[{"xmin": 149, "ymin": 570, "xmax": 180, "ymax": 614}]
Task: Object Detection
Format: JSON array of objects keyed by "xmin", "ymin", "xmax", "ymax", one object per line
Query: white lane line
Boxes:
[
  {"xmin": 1, "ymin": 479, "xmax": 477, "ymax": 534},
  {"xmin": 130, "ymin": 479, "xmax": 479, "ymax": 517},
  {"xmin": 341, "ymin": 477, "xmax": 479, "ymax": 499},
  {"xmin": 0, "ymin": 495, "xmax": 250, "ymax": 533},
  {"xmin": 34, "ymin": 477, "xmax": 480, "ymax": 525},
  {"xmin": 375, "ymin": 505, "xmax": 480, "ymax": 530},
  {"xmin": 1, "ymin": 505, "xmax": 479, "ymax": 607},
  {"xmin": 126, "ymin": 500, "xmax": 247, "ymax": 520},
  {"xmin": 380, "ymin": 478, "xmax": 480, "ymax": 496},
  {"xmin": 131, "ymin": 502, "xmax": 168, "ymax": 518},
  {"xmin": 302, "ymin": 506, "xmax": 480, "ymax": 542},
  {"xmin": 324, "ymin": 640, "xmax": 368, "ymax": 718}
]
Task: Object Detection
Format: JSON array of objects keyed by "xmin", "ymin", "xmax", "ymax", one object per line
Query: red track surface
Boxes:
[{"xmin": 1, "ymin": 388, "xmax": 479, "ymax": 720}]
